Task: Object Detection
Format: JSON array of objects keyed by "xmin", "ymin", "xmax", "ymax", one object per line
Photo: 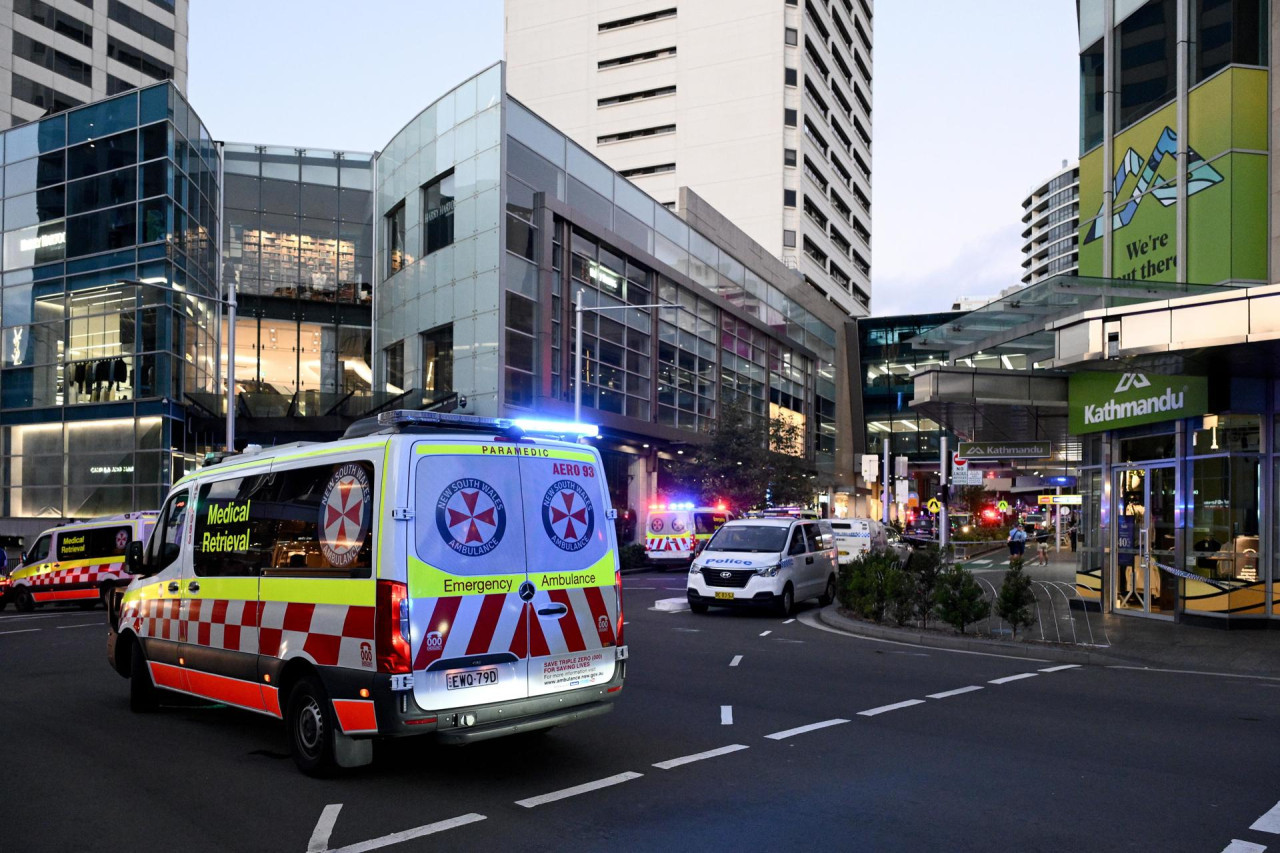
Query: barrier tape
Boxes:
[{"xmin": 1152, "ymin": 560, "xmax": 1233, "ymax": 591}]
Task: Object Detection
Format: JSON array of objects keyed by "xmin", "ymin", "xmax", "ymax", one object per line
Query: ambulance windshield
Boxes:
[{"xmin": 705, "ymin": 525, "xmax": 789, "ymax": 553}]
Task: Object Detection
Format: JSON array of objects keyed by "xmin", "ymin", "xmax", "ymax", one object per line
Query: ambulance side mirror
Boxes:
[{"xmin": 125, "ymin": 541, "xmax": 146, "ymax": 575}]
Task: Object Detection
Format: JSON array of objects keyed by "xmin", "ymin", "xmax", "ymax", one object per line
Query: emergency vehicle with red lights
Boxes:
[
  {"xmin": 2, "ymin": 512, "xmax": 157, "ymax": 612},
  {"xmin": 107, "ymin": 411, "xmax": 628, "ymax": 775},
  {"xmin": 644, "ymin": 502, "xmax": 735, "ymax": 567}
]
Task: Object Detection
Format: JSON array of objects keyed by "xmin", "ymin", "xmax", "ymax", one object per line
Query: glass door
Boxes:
[{"xmin": 1113, "ymin": 465, "xmax": 1177, "ymax": 616}]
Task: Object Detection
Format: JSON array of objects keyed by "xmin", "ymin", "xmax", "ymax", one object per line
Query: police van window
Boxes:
[
  {"xmin": 148, "ymin": 491, "xmax": 189, "ymax": 572},
  {"xmin": 787, "ymin": 527, "xmax": 808, "ymax": 556},
  {"xmin": 57, "ymin": 525, "xmax": 132, "ymax": 562},
  {"xmin": 260, "ymin": 461, "xmax": 375, "ymax": 579},
  {"xmin": 193, "ymin": 476, "xmax": 275, "ymax": 577},
  {"xmin": 814, "ymin": 523, "xmax": 834, "ymax": 551},
  {"xmin": 26, "ymin": 535, "xmax": 51, "ymax": 564}
]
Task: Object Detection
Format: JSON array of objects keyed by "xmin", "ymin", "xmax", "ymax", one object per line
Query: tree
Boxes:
[
  {"xmin": 665, "ymin": 406, "xmax": 816, "ymax": 511},
  {"xmin": 995, "ymin": 557, "xmax": 1037, "ymax": 637},
  {"xmin": 906, "ymin": 545, "xmax": 945, "ymax": 628},
  {"xmin": 933, "ymin": 565, "xmax": 989, "ymax": 634},
  {"xmin": 837, "ymin": 548, "xmax": 903, "ymax": 624},
  {"xmin": 956, "ymin": 485, "xmax": 987, "ymax": 518}
]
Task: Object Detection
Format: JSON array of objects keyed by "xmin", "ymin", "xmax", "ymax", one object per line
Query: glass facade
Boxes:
[{"xmin": 0, "ymin": 83, "xmax": 219, "ymax": 518}]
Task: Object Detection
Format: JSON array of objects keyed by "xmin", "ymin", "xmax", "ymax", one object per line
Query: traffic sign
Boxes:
[
  {"xmin": 1038, "ymin": 494, "xmax": 1082, "ymax": 505},
  {"xmin": 956, "ymin": 441, "xmax": 1052, "ymax": 460},
  {"xmin": 926, "ymin": 498, "xmax": 941, "ymax": 513},
  {"xmin": 952, "ymin": 452, "xmax": 967, "ymax": 468},
  {"xmin": 997, "ymin": 500, "xmax": 1010, "ymax": 512}
]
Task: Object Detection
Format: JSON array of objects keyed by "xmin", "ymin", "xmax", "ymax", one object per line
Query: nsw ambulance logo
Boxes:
[
  {"xmin": 542, "ymin": 480, "xmax": 595, "ymax": 552},
  {"xmin": 319, "ymin": 463, "xmax": 371, "ymax": 567},
  {"xmin": 436, "ymin": 478, "xmax": 507, "ymax": 557},
  {"xmin": 1114, "ymin": 373, "xmax": 1151, "ymax": 393}
]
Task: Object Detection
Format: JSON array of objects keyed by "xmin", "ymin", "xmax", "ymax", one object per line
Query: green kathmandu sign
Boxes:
[{"xmin": 1069, "ymin": 371, "xmax": 1208, "ymax": 434}]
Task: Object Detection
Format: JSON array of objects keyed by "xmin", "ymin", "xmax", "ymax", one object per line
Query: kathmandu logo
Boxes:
[
  {"xmin": 542, "ymin": 480, "xmax": 595, "ymax": 552},
  {"xmin": 1114, "ymin": 373, "xmax": 1151, "ymax": 393},
  {"xmin": 436, "ymin": 478, "xmax": 507, "ymax": 557},
  {"xmin": 1083, "ymin": 127, "xmax": 1224, "ymax": 244}
]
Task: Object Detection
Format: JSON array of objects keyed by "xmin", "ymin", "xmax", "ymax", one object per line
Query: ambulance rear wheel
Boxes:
[
  {"xmin": 129, "ymin": 642, "xmax": 159, "ymax": 713},
  {"xmin": 287, "ymin": 676, "xmax": 337, "ymax": 776},
  {"xmin": 14, "ymin": 589, "xmax": 34, "ymax": 613}
]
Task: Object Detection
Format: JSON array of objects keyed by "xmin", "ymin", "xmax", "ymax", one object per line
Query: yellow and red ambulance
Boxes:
[
  {"xmin": 107, "ymin": 411, "xmax": 627, "ymax": 775},
  {"xmin": 644, "ymin": 502, "xmax": 735, "ymax": 567},
  {"xmin": 4, "ymin": 512, "xmax": 157, "ymax": 611}
]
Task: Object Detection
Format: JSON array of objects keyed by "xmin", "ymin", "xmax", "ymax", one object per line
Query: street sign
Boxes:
[
  {"xmin": 861, "ymin": 454, "xmax": 878, "ymax": 482},
  {"xmin": 894, "ymin": 455, "xmax": 909, "ymax": 478},
  {"xmin": 952, "ymin": 452, "xmax": 967, "ymax": 468},
  {"xmin": 926, "ymin": 497, "xmax": 941, "ymax": 513},
  {"xmin": 956, "ymin": 441, "xmax": 1052, "ymax": 460},
  {"xmin": 895, "ymin": 481, "xmax": 909, "ymax": 505},
  {"xmin": 1038, "ymin": 494, "xmax": 1082, "ymax": 505},
  {"xmin": 997, "ymin": 500, "xmax": 1010, "ymax": 512},
  {"xmin": 952, "ymin": 469, "xmax": 984, "ymax": 486}
]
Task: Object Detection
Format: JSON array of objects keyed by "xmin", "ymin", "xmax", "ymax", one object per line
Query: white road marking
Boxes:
[
  {"xmin": 782, "ymin": 618, "xmax": 795, "ymax": 624},
  {"xmin": 796, "ymin": 608, "xmax": 1052, "ymax": 662},
  {"xmin": 927, "ymin": 685, "xmax": 984, "ymax": 699},
  {"xmin": 729, "ymin": 655, "xmax": 742, "ymax": 667},
  {"xmin": 328, "ymin": 813, "xmax": 487, "ymax": 853},
  {"xmin": 1221, "ymin": 841, "xmax": 1267, "ymax": 852},
  {"xmin": 765, "ymin": 719, "xmax": 850, "ymax": 740},
  {"xmin": 1039, "ymin": 664, "xmax": 1081, "ymax": 673},
  {"xmin": 989, "ymin": 673, "xmax": 1039, "ymax": 685},
  {"xmin": 720, "ymin": 705, "xmax": 733, "ymax": 725},
  {"xmin": 1250, "ymin": 801, "xmax": 1280, "ymax": 834},
  {"xmin": 970, "ymin": 559, "xmax": 993, "ymax": 565},
  {"xmin": 0, "ymin": 610, "xmax": 101, "ymax": 622},
  {"xmin": 0, "ymin": 628, "xmax": 40, "ymax": 636},
  {"xmin": 56, "ymin": 623, "xmax": 101, "ymax": 629},
  {"xmin": 307, "ymin": 804, "xmax": 342, "ymax": 853},
  {"xmin": 858, "ymin": 699, "xmax": 925, "ymax": 717},
  {"xmin": 515, "ymin": 772, "xmax": 643, "ymax": 808},
  {"xmin": 1107, "ymin": 665, "xmax": 1280, "ymax": 683},
  {"xmin": 653, "ymin": 744, "xmax": 748, "ymax": 770},
  {"xmin": 759, "ymin": 630, "xmax": 772, "ymax": 637}
]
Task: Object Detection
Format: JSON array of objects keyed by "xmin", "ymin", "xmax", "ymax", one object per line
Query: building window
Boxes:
[
  {"xmin": 598, "ymin": 46, "xmax": 676, "ymax": 69},
  {"xmin": 10, "ymin": 74, "xmax": 81, "ymax": 114},
  {"xmin": 12, "ymin": 33, "xmax": 92, "ymax": 87},
  {"xmin": 107, "ymin": 0, "xmax": 176, "ymax": 49},
  {"xmin": 784, "ymin": 148, "xmax": 797, "ymax": 166},
  {"xmin": 505, "ymin": 292, "xmax": 537, "ymax": 408},
  {"xmin": 785, "ymin": 67, "xmax": 798, "ymax": 86},
  {"xmin": 598, "ymin": 85, "xmax": 677, "ymax": 107},
  {"xmin": 599, "ymin": 7, "xmax": 676, "ymax": 31},
  {"xmin": 784, "ymin": 189, "xmax": 796, "ymax": 207},
  {"xmin": 784, "ymin": 109, "xmax": 797, "ymax": 127},
  {"xmin": 421, "ymin": 324, "xmax": 453, "ymax": 399},
  {"xmin": 14, "ymin": 0, "xmax": 92, "ymax": 47},
  {"xmin": 618, "ymin": 163, "xmax": 676, "ymax": 178},
  {"xmin": 785, "ymin": 27, "xmax": 798, "ymax": 45},
  {"xmin": 107, "ymin": 75, "xmax": 138, "ymax": 96},
  {"xmin": 1195, "ymin": 0, "xmax": 1266, "ymax": 81},
  {"xmin": 423, "ymin": 170, "xmax": 455, "ymax": 255},
  {"xmin": 1116, "ymin": 0, "xmax": 1176, "ymax": 131},
  {"xmin": 106, "ymin": 36, "xmax": 173, "ymax": 81},
  {"xmin": 783, "ymin": 230, "xmax": 797, "ymax": 248},
  {"xmin": 386, "ymin": 203, "xmax": 406, "ymax": 276},
  {"xmin": 384, "ymin": 340, "xmax": 404, "ymax": 393},
  {"xmin": 597, "ymin": 124, "xmax": 676, "ymax": 145}
]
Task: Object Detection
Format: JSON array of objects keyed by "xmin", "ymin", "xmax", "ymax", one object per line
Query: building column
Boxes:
[
  {"xmin": 1102, "ymin": 0, "xmax": 1116, "ymax": 277},
  {"xmin": 1175, "ymin": 0, "xmax": 1189, "ymax": 283},
  {"xmin": 1270, "ymin": 0, "xmax": 1280, "ymax": 284}
]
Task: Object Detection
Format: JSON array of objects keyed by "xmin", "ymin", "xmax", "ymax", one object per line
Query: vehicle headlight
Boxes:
[
  {"xmin": 689, "ymin": 564, "xmax": 702, "ymax": 574},
  {"xmin": 755, "ymin": 564, "xmax": 781, "ymax": 577}
]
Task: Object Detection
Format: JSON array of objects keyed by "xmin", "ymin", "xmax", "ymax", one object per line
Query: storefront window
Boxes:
[
  {"xmin": 1185, "ymin": 455, "xmax": 1263, "ymax": 614},
  {"xmin": 1118, "ymin": 430, "xmax": 1176, "ymax": 462},
  {"xmin": 1191, "ymin": 414, "xmax": 1259, "ymax": 453},
  {"xmin": 423, "ymin": 171, "xmax": 455, "ymax": 255},
  {"xmin": 422, "ymin": 324, "xmax": 453, "ymax": 399}
]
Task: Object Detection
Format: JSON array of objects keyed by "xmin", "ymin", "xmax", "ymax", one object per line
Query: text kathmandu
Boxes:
[{"xmin": 1083, "ymin": 387, "xmax": 1184, "ymax": 427}]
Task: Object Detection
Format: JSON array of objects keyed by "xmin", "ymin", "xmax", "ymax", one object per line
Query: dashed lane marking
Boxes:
[
  {"xmin": 515, "ymin": 772, "xmax": 643, "ymax": 809},
  {"xmin": 56, "ymin": 623, "xmax": 102, "ymax": 629},
  {"xmin": 721, "ymin": 705, "xmax": 733, "ymax": 725},
  {"xmin": 327, "ymin": 813, "xmax": 487, "ymax": 853},
  {"xmin": 308, "ymin": 804, "xmax": 342, "ymax": 853},
  {"xmin": 729, "ymin": 655, "xmax": 742, "ymax": 667},
  {"xmin": 1039, "ymin": 664, "xmax": 1080, "ymax": 673},
  {"xmin": 927, "ymin": 685, "xmax": 984, "ymax": 700},
  {"xmin": 0, "ymin": 628, "xmax": 41, "ymax": 636},
  {"xmin": 765, "ymin": 719, "xmax": 850, "ymax": 740},
  {"xmin": 858, "ymin": 699, "xmax": 925, "ymax": 717},
  {"xmin": 1221, "ymin": 841, "xmax": 1266, "ymax": 852},
  {"xmin": 782, "ymin": 618, "xmax": 795, "ymax": 624},
  {"xmin": 989, "ymin": 673, "xmax": 1039, "ymax": 685},
  {"xmin": 1250, "ymin": 801, "xmax": 1280, "ymax": 834},
  {"xmin": 759, "ymin": 630, "xmax": 772, "ymax": 637},
  {"xmin": 653, "ymin": 744, "xmax": 749, "ymax": 770}
]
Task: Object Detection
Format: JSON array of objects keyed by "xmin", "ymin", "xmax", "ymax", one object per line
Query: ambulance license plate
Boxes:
[
  {"xmin": 446, "ymin": 667, "xmax": 498, "ymax": 690},
  {"xmin": 714, "ymin": 591, "xmax": 734, "ymax": 600}
]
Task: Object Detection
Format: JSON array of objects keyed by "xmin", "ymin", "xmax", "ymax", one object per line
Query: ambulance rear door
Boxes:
[
  {"xmin": 519, "ymin": 444, "xmax": 619, "ymax": 698},
  {"xmin": 408, "ymin": 441, "xmax": 530, "ymax": 711}
]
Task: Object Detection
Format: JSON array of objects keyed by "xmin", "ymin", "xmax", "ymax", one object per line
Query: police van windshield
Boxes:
[{"xmin": 705, "ymin": 525, "xmax": 790, "ymax": 553}]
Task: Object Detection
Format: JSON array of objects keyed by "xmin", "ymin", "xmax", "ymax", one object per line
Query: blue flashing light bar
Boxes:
[
  {"xmin": 371, "ymin": 410, "xmax": 599, "ymax": 438},
  {"xmin": 511, "ymin": 417, "xmax": 599, "ymax": 438}
]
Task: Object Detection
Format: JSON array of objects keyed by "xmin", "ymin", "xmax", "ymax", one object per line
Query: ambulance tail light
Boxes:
[
  {"xmin": 376, "ymin": 580, "xmax": 412, "ymax": 674},
  {"xmin": 615, "ymin": 569, "xmax": 624, "ymax": 646}
]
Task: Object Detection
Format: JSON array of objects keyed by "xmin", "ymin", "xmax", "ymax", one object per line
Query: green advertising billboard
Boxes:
[
  {"xmin": 1078, "ymin": 67, "xmax": 1267, "ymax": 284},
  {"xmin": 1068, "ymin": 371, "xmax": 1208, "ymax": 434}
]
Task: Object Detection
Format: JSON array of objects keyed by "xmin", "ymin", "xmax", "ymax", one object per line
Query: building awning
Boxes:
[{"xmin": 910, "ymin": 366, "xmax": 1074, "ymax": 450}]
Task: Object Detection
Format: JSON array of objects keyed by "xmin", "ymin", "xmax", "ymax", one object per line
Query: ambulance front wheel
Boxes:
[
  {"xmin": 287, "ymin": 676, "xmax": 339, "ymax": 776},
  {"xmin": 14, "ymin": 588, "xmax": 34, "ymax": 613},
  {"xmin": 129, "ymin": 642, "xmax": 159, "ymax": 713}
]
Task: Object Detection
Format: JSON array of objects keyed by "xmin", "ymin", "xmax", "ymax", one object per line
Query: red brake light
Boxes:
[
  {"xmin": 615, "ymin": 569, "xmax": 624, "ymax": 646},
  {"xmin": 376, "ymin": 580, "xmax": 412, "ymax": 674}
]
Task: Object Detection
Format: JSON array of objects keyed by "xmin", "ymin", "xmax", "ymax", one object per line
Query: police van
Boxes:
[
  {"xmin": 686, "ymin": 517, "xmax": 837, "ymax": 616},
  {"xmin": 3, "ymin": 513, "xmax": 157, "ymax": 612},
  {"xmin": 106, "ymin": 411, "xmax": 628, "ymax": 775}
]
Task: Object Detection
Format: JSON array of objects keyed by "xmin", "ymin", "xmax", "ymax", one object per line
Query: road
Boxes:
[{"xmin": 3, "ymin": 569, "xmax": 1279, "ymax": 852}]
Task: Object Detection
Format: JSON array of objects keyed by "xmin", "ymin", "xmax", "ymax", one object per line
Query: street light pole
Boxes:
[
  {"xmin": 225, "ymin": 284, "xmax": 236, "ymax": 452},
  {"xmin": 574, "ymin": 288, "xmax": 584, "ymax": 424}
]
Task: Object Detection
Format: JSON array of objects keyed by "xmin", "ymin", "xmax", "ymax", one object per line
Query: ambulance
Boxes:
[
  {"xmin": 644, "ymin": 502, "xmax": 734, "ymax": 567},
  {"xmin": 106, "ymin": 411, "xmax": 627, "ymax": 775},
  {"xmin": 3, "ymin": 513, "xmax": 157, "ymax": 612}
]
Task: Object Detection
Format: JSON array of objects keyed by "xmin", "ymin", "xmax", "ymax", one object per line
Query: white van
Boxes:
[
  {"xmin": 829, "ymin": 518, "xmax": 887, "ymax": 566},
  {"xmin": 107, "ymin": 411, "xmax": 627, "ymax": 775},
  {"xmin": 686, "ymin": 517, "xmax": 837, "ymax": 616}
]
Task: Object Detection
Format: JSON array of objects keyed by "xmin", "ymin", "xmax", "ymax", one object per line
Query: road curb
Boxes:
[{"xmin": 818, "ymin": 606, "xmax": 1133, "ymax": 666}]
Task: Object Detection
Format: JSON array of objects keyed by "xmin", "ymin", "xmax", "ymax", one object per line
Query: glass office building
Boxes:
[{"xmin": 0, "ymin": 82, "xmax": 219, "ymax": 522}]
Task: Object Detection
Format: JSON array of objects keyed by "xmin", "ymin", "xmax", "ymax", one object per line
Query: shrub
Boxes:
[
  {"xmin": 995, "ymin": 557, "xmax": 1037, "ymax": 637},
  {"xmin": 906, "ymin": 545, "xmax": 945, "ymax": 628},
  {"xmin": 837, "ymin": 548, "xmax": 904, "ymax": 624},
  {"xmin": 618, "ymin": 543, "xmax": 648, "ymax": 571},
  {"xmin": 934, "ymin": 565, "xmax": 990, "ymax": 634}
]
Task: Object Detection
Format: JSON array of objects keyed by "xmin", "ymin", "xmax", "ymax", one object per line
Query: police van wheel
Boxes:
[
  {"xmin": 689, "ymin": 599, "xmax": 708, "ymax": 614},
  {"xmin": 776, "ymin": 584, "xmax": 795, "ymax": 618},
  {"xmin": 818, "ymin": 575, "xmax": 837, "ymax": 607},
  {"xmin": 14, "ymin": 589, "xmax": 34, "ymax": 613},
  {"xmin": 287, "ymin": 677, "xmax": 338, "ymax": 776},
  {"xmin": 129, "ymin": 642, "xmax": 159, "ymax": 713}
]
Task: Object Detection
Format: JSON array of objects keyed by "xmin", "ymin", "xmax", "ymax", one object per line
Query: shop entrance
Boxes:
[{"xmin": 1113, "ymin": 465, "xmax": 1177, "ymax": 617}]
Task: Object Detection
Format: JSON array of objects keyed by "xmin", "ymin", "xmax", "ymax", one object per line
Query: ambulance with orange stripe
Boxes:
[
  {"xmin": 3, "ymin": 513, "xmax": 157, "ymax": 612},
  {"xmin": 107, "ymin": 410, "xmax": 627, "ymax": 775}
]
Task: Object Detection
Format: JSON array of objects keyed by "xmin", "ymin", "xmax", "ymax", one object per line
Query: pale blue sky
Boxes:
[{"xmin": 189, "ymin": 0, "xmax": 1078, "ymax": 317}]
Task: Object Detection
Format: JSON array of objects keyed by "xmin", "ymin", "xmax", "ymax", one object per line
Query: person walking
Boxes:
[
  {"xmin": 1008, "ymin": 523, "xmax": 1027, "ymax": 559},
  {"xmin": 1036, "ymin": 530, "xmax": 1049, "ymax": 566}
]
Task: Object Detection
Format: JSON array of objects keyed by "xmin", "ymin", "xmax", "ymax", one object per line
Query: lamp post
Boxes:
[{"xmin": 573, "ymin": 288, "xmax": 680, "ymax": 423}]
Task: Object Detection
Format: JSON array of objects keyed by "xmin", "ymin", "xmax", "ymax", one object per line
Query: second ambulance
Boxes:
[{"xmin": 107, "ymin": 411, "xmax": 627, "ymax": 775}]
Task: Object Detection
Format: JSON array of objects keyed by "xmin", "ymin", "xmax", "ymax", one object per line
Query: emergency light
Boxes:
[
  {"xmin": 348, "ymin": 410, "xmax": 600, "ymax": 439},
  {"xmin": 510, "ymin": 417, "xmax": 600, "ymax": 438}
]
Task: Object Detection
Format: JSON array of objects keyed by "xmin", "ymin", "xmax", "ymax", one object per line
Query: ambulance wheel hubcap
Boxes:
[{"xmin": 297, "ymin": 698, "xmax": 324, "ymax": 752}]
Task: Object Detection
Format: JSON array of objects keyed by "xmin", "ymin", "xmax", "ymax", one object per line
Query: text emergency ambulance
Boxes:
[
  {"xmin": 644, "ymin": 503, "xmax": 734, "ymax": 566},
  {"xmin": 107, "ymin": 411, "xmax": 627, "ymax": 775},
  {"xmin": 2, "ymin": 513, "xmax": 157, "ymax": 612}
]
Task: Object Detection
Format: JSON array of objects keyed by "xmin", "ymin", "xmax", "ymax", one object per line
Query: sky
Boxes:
[{"xmin": 188, "ymin": 0, "xmax": 1079, "ymax": 318}]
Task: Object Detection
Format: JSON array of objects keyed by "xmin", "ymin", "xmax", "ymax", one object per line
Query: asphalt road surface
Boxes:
[{"xmin": 3, "ymin": 569, "xmax": 1280, "ymax": 852}]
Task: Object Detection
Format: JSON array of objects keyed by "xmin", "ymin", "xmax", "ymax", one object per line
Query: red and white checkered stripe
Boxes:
[
  {"xmin": 186, "ymin": 598, "xmax": 261, "ymax": 654},
  {"xmin": 645, "ymin": 536, "xmax": 695, "ymax": 552},
  {"xmin": 22, "ymin": 561, "xmax": 130, "ymax": 587},
  {"xmin": 121, "ymin": 597, "xmax": 182, "ymax": 642}
]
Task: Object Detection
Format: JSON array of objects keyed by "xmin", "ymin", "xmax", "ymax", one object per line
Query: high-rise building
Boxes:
[
  {"xmin": 504, "ymin": 0, "xmax": 873, "ymax": 317},
  {"xmin": 0, "ymin": 0, "xmax": 187, "ymax": 128},
  {"xmin": 1020, "ymin": 160, "xmax": 1079, "ymax": 286}
]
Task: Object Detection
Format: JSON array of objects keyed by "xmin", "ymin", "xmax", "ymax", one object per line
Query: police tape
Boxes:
[{"xmin": 1152, "ymin": 561, "xmax": 1233, "ymax": 591}]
